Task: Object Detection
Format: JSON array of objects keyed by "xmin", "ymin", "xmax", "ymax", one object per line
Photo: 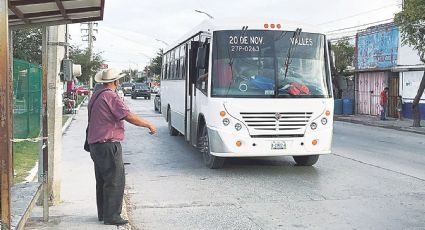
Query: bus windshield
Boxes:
[{"xmin": 211, "ymin": 30, "xmax": 330, "ymax": 98}]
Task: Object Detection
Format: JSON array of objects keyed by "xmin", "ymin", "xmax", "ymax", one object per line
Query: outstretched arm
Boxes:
[{"xmin": 124, "ymin": 112, "xmax": 157, "ymax": 134}]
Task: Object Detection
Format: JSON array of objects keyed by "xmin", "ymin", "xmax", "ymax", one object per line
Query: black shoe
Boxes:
[
  {"xmin": 98, "ymin": 217, "xmax": 103, "ymax": 221},
  {"xmin": 104, "ymin": 218, "xmax": 128, "ymax": 226}
]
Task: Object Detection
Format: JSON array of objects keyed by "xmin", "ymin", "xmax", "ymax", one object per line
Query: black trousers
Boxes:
[{"xmin": 90, "ymin": 142, "xmax": 125, "ymax": 222}]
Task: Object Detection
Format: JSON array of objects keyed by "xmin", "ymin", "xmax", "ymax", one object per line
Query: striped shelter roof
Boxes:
[{"xmin": 8, "ymin": 0, "xmax": 105, "ymax": 27}]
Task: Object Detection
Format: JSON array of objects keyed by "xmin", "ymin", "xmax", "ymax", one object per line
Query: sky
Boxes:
[{"xmin": 68, "ymin": 0, "xmax": 403, "ymax": 71}]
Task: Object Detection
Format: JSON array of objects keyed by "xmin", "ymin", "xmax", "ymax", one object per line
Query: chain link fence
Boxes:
[{"xmin": 13, "ymin": 58, "xmax": 42, "ymax": 139}]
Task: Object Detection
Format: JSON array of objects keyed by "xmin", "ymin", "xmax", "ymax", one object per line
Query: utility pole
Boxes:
[
  {"xmin": 88, "ymin": 23, "xmax": 93, "ymax": 89},
  {"xmin": 0, "ymin": 0, "xmax": 12, "ymax": 228},
  {"xmin": 81, "ymin": 22, "xmax": 97, "ymax": 89}
]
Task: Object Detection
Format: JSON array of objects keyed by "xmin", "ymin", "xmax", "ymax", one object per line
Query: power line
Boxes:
[
  {"xmin": 318, "ymin": 3, "xmax": 401, "ymax": 26},
  {"xmin": 327, "ymin": 18, "xmax": 394, "ymax": 34},
  {"xmin": 343, "ymin": 22, "xmax": 396, "ymax": 35},
  {"xmin": 101, "ymin": 27, "xmax": 155, "ymax": 52},
  {"xmin": 102, "ymin": 27, "xmax": 165, "ymax": 49},
  {"xmin": 328, "ymin": 23, "xmax": 398, "ymax": 42}
]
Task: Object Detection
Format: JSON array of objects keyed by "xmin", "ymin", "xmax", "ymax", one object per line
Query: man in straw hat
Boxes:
[{"xmin": 87, "ymin": 68, "xmax": 157, "ymax": 225}]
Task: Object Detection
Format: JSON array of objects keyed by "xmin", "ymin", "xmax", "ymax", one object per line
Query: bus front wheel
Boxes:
[
  {"xmin": 199, "ymin": 125, "xmax": 225, "ymax": 169},
  {"xmin": 293, "ymin": 155, "xmax": 319, "ymax": 166},
  {"xmin": 167, "ymin": 109, "xmax": 179, "ymax": 136}
]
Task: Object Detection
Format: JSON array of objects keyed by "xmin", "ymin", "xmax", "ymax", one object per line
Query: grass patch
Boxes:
[
  {"xmin": 62, "ymin": 114, "xmax": 71, "ymax": 127},
  {"xmin": 76, "ymin": 95, "xmax": 87, "ymax": 107},
  {"xmin": 13, "ymin": 141, "xmax": 39, "ymax": 184}
]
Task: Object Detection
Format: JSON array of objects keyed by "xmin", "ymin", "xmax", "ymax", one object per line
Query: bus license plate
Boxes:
[{"xmin": 271, "ymin": 141, "xmax": 286, "ymax": 150}]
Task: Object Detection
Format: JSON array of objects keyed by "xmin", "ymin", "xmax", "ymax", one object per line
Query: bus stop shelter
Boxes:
[{"xmin": 0, "ymin": 0, "xmax": 105, "ymax": 229}]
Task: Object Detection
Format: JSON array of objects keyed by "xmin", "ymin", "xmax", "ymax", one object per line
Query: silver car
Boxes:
[{"xmin": 154, "ymin": 92, "xmax": 161, "ymax": 113}]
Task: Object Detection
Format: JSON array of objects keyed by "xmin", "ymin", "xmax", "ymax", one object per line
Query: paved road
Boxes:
[{"xmin": 122, "ymin": 97, "xmax": 425, "ymax": 230}]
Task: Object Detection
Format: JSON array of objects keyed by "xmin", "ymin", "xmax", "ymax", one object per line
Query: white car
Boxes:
[
  {"xmin": 121, "ymin": 82, "xmax": 133, "ymax": 96},
  {"xmin": 117, "ymin": 89, "xmax": 125, "ymax": 101}
]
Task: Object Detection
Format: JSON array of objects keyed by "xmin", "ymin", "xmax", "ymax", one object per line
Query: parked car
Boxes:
[
  {"xmin": 93, "ymin": 83, "xmax": 103, "ymax": 92},
  {"xmin": 117, "ymin": 88, "xmax": 125, "ymax": 101},
  {"xmin": 131, "ymin": 83, "xmax": 151, "ymax": 99},
  {"xmin": 121, "ymin": 82, "xmax": 133, "ymax": 96},
  {"xmin": 76, "ymin": 86, "xmax": 89, "ymax": 95},
  {"xmin": 154, "ymin": 92, "xmax": 161, "ymax": 112}
]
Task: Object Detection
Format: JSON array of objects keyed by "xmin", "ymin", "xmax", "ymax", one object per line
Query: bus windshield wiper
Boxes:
[{"xmin": 283, "ymin": 28, "xmax": 302, "ymax": 81}]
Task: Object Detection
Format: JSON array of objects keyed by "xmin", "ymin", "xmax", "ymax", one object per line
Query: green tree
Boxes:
[
  {"xmin": 120, "ymin": 68, "xmax": 139, "ymax": 82},
  {"xmin": 147, "ymin": 49, "xmax": 163, "ymax": 76},
  {"xmin": 395, "ymin": 0, "xmax": 425, "ymax": 127},
  {"xmin": 12, "ymin": 27, "xmax": 42, "ymax": 64},
  {"xmin": 331, "ymin": 39, "xmax": 355, "ymax": 99},
  {"xmin": 69, "ymin": 46, "xmax": 104, "ymax": 83}
]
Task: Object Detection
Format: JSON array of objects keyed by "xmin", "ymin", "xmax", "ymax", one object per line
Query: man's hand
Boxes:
[
  {"xmin": 149, "ymin": 124, "xmax": 157, "ymax": 135},
  {"xmin": 125, "ymin": 112, "xmax": 157, "ymax": 135}
]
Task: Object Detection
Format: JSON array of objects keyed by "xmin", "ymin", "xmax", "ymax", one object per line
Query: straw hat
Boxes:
[{"xmin": 95, "ymin": 68, "xmax": 125, "ymax": 83}]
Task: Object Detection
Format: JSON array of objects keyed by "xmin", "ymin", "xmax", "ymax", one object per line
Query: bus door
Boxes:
[{"xmin": 186, "ymin": 41, "xmax": 200, "ymax": 145}]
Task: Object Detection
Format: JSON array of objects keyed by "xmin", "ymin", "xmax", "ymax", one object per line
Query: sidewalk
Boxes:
[
  {"xmin": 335, "ymin": 114, "xmax": 425, "ymax": 135},
  {"xmin": 24, "ymin": 103, "xmax": 130, "ymax": 230}
]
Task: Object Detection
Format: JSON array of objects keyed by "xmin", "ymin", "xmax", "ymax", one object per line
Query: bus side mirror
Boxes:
[{"xmin": 196, "ymin": 47, "xmax": 207, "ymax": 69}]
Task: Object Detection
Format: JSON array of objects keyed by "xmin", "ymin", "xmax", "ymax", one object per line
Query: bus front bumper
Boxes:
[{"xmin": 207, "ymin": 127, "xmax": 332, "ymax": 157}]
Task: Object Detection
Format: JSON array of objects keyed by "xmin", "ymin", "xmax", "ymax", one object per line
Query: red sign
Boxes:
[{"xmin": 100, "ymin": 63, "xmax": 108, "ymax": 69}]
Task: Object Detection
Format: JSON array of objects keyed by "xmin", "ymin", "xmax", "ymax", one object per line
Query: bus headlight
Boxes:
[
  {"xmin": 222, "ymin": 118, "xmax": 230, "ymax": 126},
  {"xmin": 321, "ymin": 117, "xmax": 328, "ymax": 125},
  {"xmin": 235, "ymin": 123, "xmax": 242, "ymax": 131},
  {"xmin": 310, "ymin": 122, "xmax": 317, "ymax": 130}
]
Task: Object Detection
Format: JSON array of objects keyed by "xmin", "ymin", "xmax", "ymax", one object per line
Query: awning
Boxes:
[
  {"xmin": 344, "ymin": 65, "xmax": 425, "ymax": 74},
  {"xmin": 8, "ymin": 0, "xmax": 105, "ymax": 28},
  {"xmin": 391, "ymin": 65, "xmax": 425, "ymax": 72}
]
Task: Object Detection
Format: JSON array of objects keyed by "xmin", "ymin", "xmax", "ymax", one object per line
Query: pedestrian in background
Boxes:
[
  {"xmin": 87, "ymin": 68, "xmax": 157, "ymax": 226},
  {"xmin": 397, "ymin": 95, "xmax": 403, "ymax": 121},
  {"xmin": 379, "ymin": 87, "xmax": 389, "ymax": 120}
]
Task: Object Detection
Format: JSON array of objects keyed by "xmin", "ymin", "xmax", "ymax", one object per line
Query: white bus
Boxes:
[{"xmin": 160, "ymin": 19, "xmax": 334, "ymax": 169}]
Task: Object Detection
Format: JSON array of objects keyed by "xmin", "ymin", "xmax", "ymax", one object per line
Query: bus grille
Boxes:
[{"xmin": 240, "ymin": 112, "xmax": 313, "ymax": 131}]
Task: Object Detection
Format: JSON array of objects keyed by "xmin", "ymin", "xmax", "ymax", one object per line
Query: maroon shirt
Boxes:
[
  {"xmin": 87, "ymin": 88, "xmax": 130, "ymax": 144},
  {"xmin": 380, "ymin": 90, "xmax": 388, "ymax": 106}
]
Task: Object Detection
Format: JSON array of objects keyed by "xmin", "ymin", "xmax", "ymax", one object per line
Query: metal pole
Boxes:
[
  {"xmin": 88, "ymin": 22, "xmax": 93, "ymax": 89},
  {"xmin": 41, "ymin": 26, "xmax": 49, "ymax": 222},
  {"xmin": 0, "ymin": 0, "xmax": 12, "ymax": 228},
  {"xmin": 194, "ymin": 10, "xmax": 214, "ymax": 20},
  {"xmin": 65, "ymin": 24, "xmax": 69, "ymax": 59}
]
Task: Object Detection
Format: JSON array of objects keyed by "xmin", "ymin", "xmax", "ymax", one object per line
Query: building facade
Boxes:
[
  {"xmin": 354, "ymin": 23, "xmax": 425, "ymax": 119},
  {"xmin": 396, "ymin": 41, "xmax": 425, "ymax": 119}
]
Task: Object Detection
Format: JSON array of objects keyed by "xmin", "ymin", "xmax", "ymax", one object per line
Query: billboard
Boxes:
[{"xmin": 357, "ymin": 24, "xmax": 399, "ymax": 70}]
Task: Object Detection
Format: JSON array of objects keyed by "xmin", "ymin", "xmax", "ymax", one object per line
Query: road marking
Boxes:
[{"xmin": 331, "ymin": 153, "xmax": 425, "ymax": 182}]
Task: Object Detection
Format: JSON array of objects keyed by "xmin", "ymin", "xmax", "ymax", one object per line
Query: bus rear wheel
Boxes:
[
  {"xmin": 199, "ymin": 125, "xmax": 225, "ymax": 169},
  {"xmin": 293, "ymin": 155, "xmax": 319, "ymax": 166},
  {"xmin": 167, "ymin": 109, "xmax": 179, "ymax": 136}
]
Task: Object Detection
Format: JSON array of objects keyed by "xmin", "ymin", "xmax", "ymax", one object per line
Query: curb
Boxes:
[
  {"xmin": 335, "ymin": 116, "xmax": 425, "ymax": 135},
  {"xmin": 24, "ymin": 162, "xmax": 38, "ymax": 183},
  {"xmin": 119, "ymin": 190, "xmax": 132, "ymax": 230}
]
